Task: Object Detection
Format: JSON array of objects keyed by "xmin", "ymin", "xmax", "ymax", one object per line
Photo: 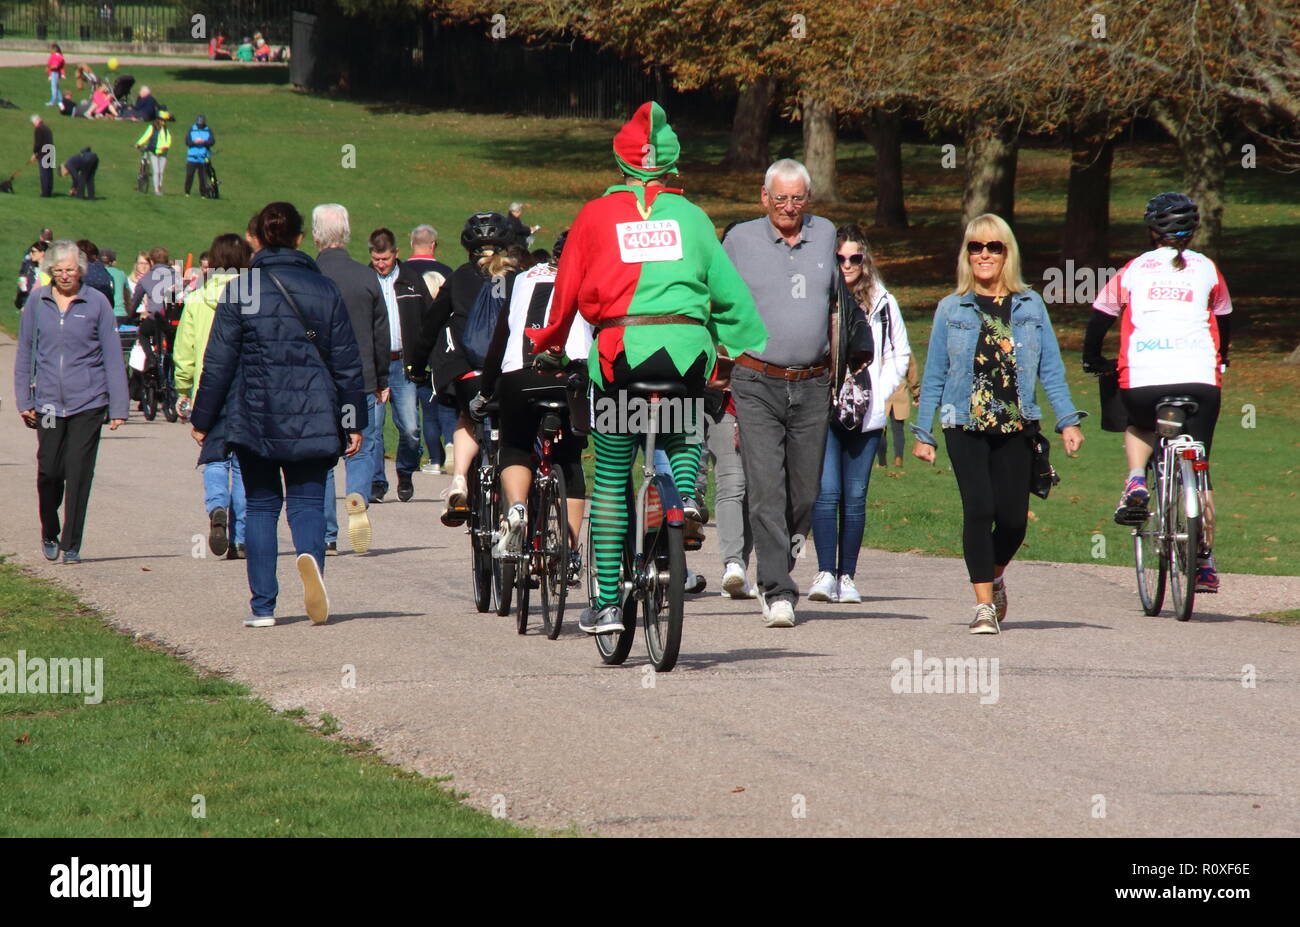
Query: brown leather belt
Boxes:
[
  {"xmin": 734, "ymin": 353, "xmax": 828, "ymax": 381},
  {"xmin": 596, "ymin": 314, "xmax": 704, "ymax": 333},
  {"xmin": 390, "ymin": 350, "xmax": 402, "ymax": 360}
]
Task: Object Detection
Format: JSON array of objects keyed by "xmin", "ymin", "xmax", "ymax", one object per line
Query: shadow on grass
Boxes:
[{"xmin": 168, "ymin": 66, "xmax": 288, "ymax": 86}]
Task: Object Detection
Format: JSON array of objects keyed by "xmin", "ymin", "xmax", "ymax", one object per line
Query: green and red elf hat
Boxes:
[{"xmin": 613, "ymin": 102, "xmax": 681, "ymax": 180}]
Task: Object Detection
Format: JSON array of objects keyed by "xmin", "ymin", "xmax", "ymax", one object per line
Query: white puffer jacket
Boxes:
[{"xmin": 856, "ymin": 288, "xmax": 910, "ymax": 432}]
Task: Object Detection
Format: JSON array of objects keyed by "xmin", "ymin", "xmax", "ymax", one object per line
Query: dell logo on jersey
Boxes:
[{"xmin": 1134, "ymin": 336, "xmax": 1210, "ymax": 353}]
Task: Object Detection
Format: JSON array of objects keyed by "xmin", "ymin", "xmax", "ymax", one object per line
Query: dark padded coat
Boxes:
[
  {"xmin": 316, "ymin": 246, "xmax": 389, "ymax": 394},
  {"xmin": 190, "ymin": 248, "xmax": 366, "ymax": 464}
]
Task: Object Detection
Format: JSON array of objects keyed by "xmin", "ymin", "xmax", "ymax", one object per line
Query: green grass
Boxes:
[
  {"xmin": 1250, "ymin": 609, "xmax": 1300, "ymax": 626},
  {"xmin": 3, "ymin": 63, "xmax": 1297, "ymax": 576},
  {"xmin": 0, "ymin": 557, "xmax": 525, "ymax": 836}
]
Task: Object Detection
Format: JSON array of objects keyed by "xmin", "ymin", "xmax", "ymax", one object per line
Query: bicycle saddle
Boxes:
[
  {"xmin": 521, "ymin": 385, "xmax": 569, "ymax": 411},
  {"xmin": 625, "ymin": 380, "xmax": 687, "ymax": 399}
]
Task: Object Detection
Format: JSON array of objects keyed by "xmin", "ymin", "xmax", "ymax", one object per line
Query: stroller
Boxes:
[{"xmin": 111, "ymin": 75, "xmax": 135, "ymax": 106}]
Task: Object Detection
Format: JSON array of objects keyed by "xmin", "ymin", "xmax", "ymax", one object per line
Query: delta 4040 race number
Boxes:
[{"xmin": 616, "ymin": 220, "xmax": 683, "ymax": 263}]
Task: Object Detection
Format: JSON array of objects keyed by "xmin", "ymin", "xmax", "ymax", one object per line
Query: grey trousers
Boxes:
[
  {"xmin": 706, "ymin": 411, "xmax": 752, "ymax": 569},
  {"xmin": 730, "ymin": 366, "xmax": 831, "ymax": 604}
]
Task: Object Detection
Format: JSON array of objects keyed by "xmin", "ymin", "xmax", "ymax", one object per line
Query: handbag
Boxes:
[
  {"xmin": 832, "ymin": 297, "xmax": 890, "ymax": 432},
  {"xmin": 128, "ymin": 341, "xmax": 147, "ymax": 372},
  {"xmin": 1029, "ymin": 431, "xmax": 1060, "ymax": 499}
]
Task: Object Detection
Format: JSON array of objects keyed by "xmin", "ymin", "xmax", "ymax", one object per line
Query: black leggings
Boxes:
[{"xmin": 944, "ymin": 427, "xmax": 1034, "ymax": 584}]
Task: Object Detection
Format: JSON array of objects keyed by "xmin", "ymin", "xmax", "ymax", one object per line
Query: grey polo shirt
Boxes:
[{"xmin": 723, "ymin": 214, "xmax": 837, "ymax": 367}]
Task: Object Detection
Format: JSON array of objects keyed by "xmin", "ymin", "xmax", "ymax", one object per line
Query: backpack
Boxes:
[{"xmin": 461, "ymin": 274, "xmax": 509, "ymax": 368}]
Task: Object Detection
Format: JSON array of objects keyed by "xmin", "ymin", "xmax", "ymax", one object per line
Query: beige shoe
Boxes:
[
  {"xmin": 969, "ymin": 603, "xmax": 999, "ymax": 635},
  {"xmin": 345, "ymin": 492, "xmax": 371, "ymax": 553},
  {"xmin": 992, "ymin": 578, "xmax": 1007, "ymax": 624},
  {"xmin": 297, "ymin": 553, "xmax": 330, "ymax": 625}
]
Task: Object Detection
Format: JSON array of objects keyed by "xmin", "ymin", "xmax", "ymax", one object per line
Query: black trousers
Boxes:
[
  {"xmin": 184, "ymin": 161, "xmax": 210, "ymax": 196},
  {"xmin": 36, "ymin": 406, "xmax": 106, "ymax": 552},
  {"xmin": 944, "ymin": 426, "xmax": 1034, "ymax": 584},
  {"xmin": 71, "ymin": 163, "xmax": 96, "ymax": 199},
  {"xmin": 39, "ymin": 165, "xmax": 53, "ymax": 197}
]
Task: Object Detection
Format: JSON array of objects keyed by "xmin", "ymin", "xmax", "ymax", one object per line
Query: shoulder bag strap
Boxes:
[{"xmin": 264, "ymin": 269, "xmax": 331, "ymax": 372}]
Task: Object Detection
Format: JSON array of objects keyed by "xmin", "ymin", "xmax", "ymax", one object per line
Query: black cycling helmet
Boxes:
[
  {"xmin": 1144, "ymin": 192, "xmax": 1199, "ymax": 237},
  {"xmin": 550, "ymin": 229, "xmax": 569, "ymax": 266},
  {"xmin": 460, "ymin": 212, "xmax": 513, "ymax": 252}
]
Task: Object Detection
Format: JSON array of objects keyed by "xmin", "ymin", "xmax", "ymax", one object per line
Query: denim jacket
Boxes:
[{"xmin": 911, "ymin": 289, "xmax": 1086, "ymax": 446}]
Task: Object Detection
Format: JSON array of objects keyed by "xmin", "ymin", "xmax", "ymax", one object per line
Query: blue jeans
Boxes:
[
  {"xmin": 48, "ymin": 73, "xmax": 60, "ymax": 105},
  {"xmin": 423, "ymin": 385, "xmax": 458, "ymax": 466},
  {"xmin": 324, "ymin": 393, "xmax": 378, "ymax": 543},
  {"xmin": 373, "ymin": 359, "xmax": 422, "ymax": 491},
  {"xmin": 203, "ymin": 454, "xmax": 246, "ymax": 545},
  {"xmin": 235, "ymin": 450, "xmax": 331, "ymax": 618},
  {"xmin": 811, "ymin": 426, "xmax": 882, "ymax": 578}
]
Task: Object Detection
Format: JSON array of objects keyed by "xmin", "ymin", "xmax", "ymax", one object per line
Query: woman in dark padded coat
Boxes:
[{"xmin": 191, "ymin": 201, "xmax": 366, "ymax": 628}]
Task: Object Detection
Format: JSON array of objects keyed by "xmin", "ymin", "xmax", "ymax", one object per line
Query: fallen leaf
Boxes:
[
  {"xmin": 1026, "ymin": 510, "xmax": 1039, "ymax": 521},
  {"xmin": 731, "ymin": 786, "xmax": 745, "ymax": 793},
  {"xmin": 141, "ymin": 567, "xmax": 152, "ymax": 572},
  {"xmin": 15, "ymin": 732, "xmax": 31, "ymax": 745}
]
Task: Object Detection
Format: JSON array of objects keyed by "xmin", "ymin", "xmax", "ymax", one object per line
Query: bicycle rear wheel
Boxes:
[
  {"xmin": 641, "ymin": 505, "xmax": 685, "ymax": 672},
  {"xmin": 538, "ymin": 470, "xmax": 568, "ymax": 640},
  {"xmin": 592, "ymin": 513, "xmax": 636, "ymax": 665},
  {"xmin": 470, "ymin": 467, "xmax": 494, "ymax": 613},
  {"xmin": 1169, "ymin": 456, "xmax": 1201, "ymax": 622},
  {"xmin": 136, "ymin": 158, "xmax": 148, "ymax": 193},
  {"xmin": 161, "ymin": 376, "xmax": 179, "ymax": 422},
  {"xmin": 1134, "ymin": 457, "xmax": 1166, "ymax": 616},
  {"xmin": 141, "ymin": 381, "xmax": 158, "ymax": 420}
]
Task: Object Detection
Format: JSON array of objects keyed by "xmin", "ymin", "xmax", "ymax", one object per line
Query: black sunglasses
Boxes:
[
  {"xmin": 966, "ymin": 240, "xmax": 1005, "ymax": 255},
  {"xmin": 836, "ymin": 253, "xmax": 865, "ymax": 266}
]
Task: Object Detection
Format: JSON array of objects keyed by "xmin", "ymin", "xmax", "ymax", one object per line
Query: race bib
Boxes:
[{"xmin": 616, "ymin": 220, "xmax": 683, "ymax": 264}]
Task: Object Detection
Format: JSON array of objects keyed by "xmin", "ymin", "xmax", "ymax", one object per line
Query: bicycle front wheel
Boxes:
[
  {"xmin": 1134, "ymin": 458, "xmax": 1166, "ymax": 616},
  {"xmin": 641, "ymin": 518, "xmax": 685, "ymax": 673},
  {"xmin": 1169, "ymin": 456, "xmax": 1202, "ymax": 622},
  {"xmin": 161, "ymin": 383, "xmax": 179, "ymax": 422},
  {"xmin": 141, "ymin": 382, "xmax": 158, "ymax": 421},
  {"xmin": 538, "ymin": 470, "xmax": 568, "ymax": 640},
  {"xmin": 470, "ymin": 468, "xmax": 494, "ymax": 613}
]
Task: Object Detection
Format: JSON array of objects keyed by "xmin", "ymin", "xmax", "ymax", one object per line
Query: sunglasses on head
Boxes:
[
  {"xmin": 966, "ymin": 240, "xmax": 1005, "ymax": 255},
  {"xmin": 836, "ymin": 253, "xmax": 865, "ymax": 266}
]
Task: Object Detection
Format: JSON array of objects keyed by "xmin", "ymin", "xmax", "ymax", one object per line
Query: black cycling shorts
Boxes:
[
  {"xmin": 1121, "ymin": 382, "xmax": 1221, "ymax": 458},
  {"xmin": 495, "ymin": 369, "xmax": 587, "ymax": 497}
]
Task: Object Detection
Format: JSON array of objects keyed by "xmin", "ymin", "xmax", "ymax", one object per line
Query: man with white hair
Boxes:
[
  {"xmin": 313, "ymin": 203, "xmax": 390, "ymax": 553},
  {"xmin": 506, "ymin": 202, "xmax": 539, "ymax": 248},
  {"xmin": 723, "ymin": 158, "xmax": 871, "ymax": 628},
  {"xmin": 29, "ymin": 115, "xmax": 54, "ymax": 198}
]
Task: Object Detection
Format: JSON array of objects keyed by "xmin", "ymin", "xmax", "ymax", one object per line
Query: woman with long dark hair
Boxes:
[
  {"xmin": 912, "ymin": 214, "xmax": 1085, "ymax": 634},
  {"xmin": 190, "ymin": 202, "xmax": 366, "ymax": 627}
]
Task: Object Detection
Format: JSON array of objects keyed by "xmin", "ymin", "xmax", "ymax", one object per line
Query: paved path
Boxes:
[{"xmin": 0, "ymin": 334, "xmax": 1296, "ymax": 836}]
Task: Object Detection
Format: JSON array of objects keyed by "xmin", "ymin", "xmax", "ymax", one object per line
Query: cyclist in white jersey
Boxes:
[
  {"xmin": 1084, "ymin": 193, "xmax": 1232, "ymax": 593},
  {"xmin": 468, "ymin": 233, "xmax": 594, "ymax": 567}
]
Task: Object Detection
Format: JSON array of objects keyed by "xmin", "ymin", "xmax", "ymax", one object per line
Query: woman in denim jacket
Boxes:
[{"xmin": 911, "ymin": 214, "xmax": 1085, "ymax": 634}]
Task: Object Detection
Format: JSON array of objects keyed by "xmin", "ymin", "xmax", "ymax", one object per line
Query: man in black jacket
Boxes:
[
  {"xmin": 312, "ymin": 203, "xmax": 389, "ymax": 553},
  {"xmin": 61, "ymin": 147, "xmax": 98, "ymax": 199},
  {"xmin": 393, "ymin": 224, "xmax": 455, "ymax": 475},
  {"xmin": 76, "ymin": 240, "xmax": 115, "ymax": 306},
  {"xmin": 29, "ymin": 115, "xmax": 54, "ymax": 197}
]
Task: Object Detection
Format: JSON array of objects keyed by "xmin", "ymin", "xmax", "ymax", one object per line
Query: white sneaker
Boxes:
[
  {"xmin": 721, "ymin": 562, "xmax": 757, "ymax": 598},
  {"xmin": 243, "ymin": 615, "xmax": 275, "ymax": 628},
  {"xmin": 421, "ymin": 462, "xmax": 442, "ymax": 475},
  {"xmin": 808, "ymin": 570, "xmax": 838, "ymax": 602},
  {"xmin": 297, "ymin": 553, "xmax": 330, "ymax": 625},
  {"xmin": 765, "ymin": 599, "xmax": 795, "ymax": 629},
  {"xmin": 494, "ymin": 503, "xmax": 526, "ymax": 558},
  {"xmin": 837, "ymin": 574, "xmax": 862, "ymax": 604},
  {"xmin": 446, "ymin": 474, "xmax": 468, "ymax": 510}
]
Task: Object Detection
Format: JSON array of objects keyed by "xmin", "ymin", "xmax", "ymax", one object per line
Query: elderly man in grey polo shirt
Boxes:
[{"xmin": 723, "ymin": 158, "xmax": 868, "ymax": 628}]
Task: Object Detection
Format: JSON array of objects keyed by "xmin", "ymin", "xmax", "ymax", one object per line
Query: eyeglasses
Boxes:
[
  {"xmin": 836, "ymin": 253, "xmax": 865, "ymax": 266},
  {"xmin": 966, "ymin": 240, "xmax": 1005, "ymax": 255},
  {"xmin": 50, "ymin": 268, "xmax": 79, "ymax": 277},
  {"xmin": 769, "ymin": 194, "xmax": 807, "ymax": 207}
]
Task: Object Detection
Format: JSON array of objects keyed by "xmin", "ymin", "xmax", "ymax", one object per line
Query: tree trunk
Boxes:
[
  {"xmin": 722, "ymin": 76, "xmax": 776, "ymax": 171},
  {"xmin": 1152, "ymin": 100, "xmax": 1228, "ymax": 260},
  {"xmin": 1061, "ymin": 120, "xmax": 1116, "ymax": 273},
  {"xmin": 962, "ymin": 118, "xmax": 1018, "ymax": 227},
  {"xmin": 802, "ymin": 96, "xmax": 841, "ymax": 203},
  {"xmin": 867, "ymin": 107, "xmax": 908, "ymax": 229}
]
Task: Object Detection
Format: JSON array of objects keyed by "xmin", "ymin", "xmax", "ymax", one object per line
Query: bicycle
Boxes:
[
  {"xmin": 467, "ymin": 405, "xmax": 503, "ymax": 613},
  {"xmin": 499, "ymin": 385, "xmax": 574, "ymax": 639},
  {"xmin": 1122, "ymin": 396, "xmax": 1209, "ymax": 622},
  {"xmin": 588, "ymin": 380, "xmax": 687, "ymax": 673},
  {"xmin": 204, "ymin": 158, "xmax": 220, "ymax": 200},
  {"xmin": 135, "ymin": 151, "xmax": 151, "ymax": 194}
]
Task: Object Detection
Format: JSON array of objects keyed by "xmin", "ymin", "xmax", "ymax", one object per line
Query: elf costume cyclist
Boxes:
[
  {"xmin": 527, "ymin": 102, "xmax": 768, "ymax": 635},
  {"xmin": 1084, "ymin": 192, "xmax": 1232, "ymax": 593}
]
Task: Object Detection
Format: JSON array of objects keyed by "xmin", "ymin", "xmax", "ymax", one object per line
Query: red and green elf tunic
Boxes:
[{"xmin": 525, "ymin": 188, "xmax": 766, "ymax": 383}]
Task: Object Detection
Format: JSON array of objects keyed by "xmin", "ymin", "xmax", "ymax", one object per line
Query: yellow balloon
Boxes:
[{"xmin": 107, "ymin": 58, "xmax": 119, "ymax": 71}]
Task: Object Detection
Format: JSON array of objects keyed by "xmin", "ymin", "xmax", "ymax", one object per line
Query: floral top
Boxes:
[{"xmin": 967, "ymin": 293, "xmax": 1023, "ymax": 433}]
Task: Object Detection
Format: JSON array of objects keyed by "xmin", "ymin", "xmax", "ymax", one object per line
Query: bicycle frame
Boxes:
[
  {"xmin": 632, "ymin": 394, "xmax": 685, "ymax": 588},
  {"xmin": 1154, "ymin": 433, "xmax": 1206, "ymax": 528}
]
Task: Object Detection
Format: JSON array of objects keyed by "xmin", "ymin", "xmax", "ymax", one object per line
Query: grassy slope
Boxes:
[
  {"xmin": 0, "ymin": 558, "xmax": 525, "ymax": 836},
  {"xmin": 1, "ymin": 63, "xmax": 1296, "ymax": 576}
]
